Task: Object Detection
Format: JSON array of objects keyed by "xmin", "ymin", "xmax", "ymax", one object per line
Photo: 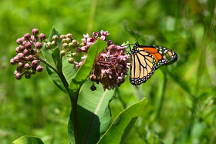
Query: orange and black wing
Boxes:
[
  {"xmin": 137, "ymin": 45, "xmax": 177, "ymax": 69},
  {"xmin": 130, "ymin": 50, "xmax": 156, "ymax": 85},
  {"xmin": 129, "ymin": 44, "xmax": 177, "ymax": 85}
]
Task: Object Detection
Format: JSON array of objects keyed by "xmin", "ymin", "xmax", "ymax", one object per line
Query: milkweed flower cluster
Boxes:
[
  {"xmin": 10, "ymin": 28, "xmax": 46, "ymax": 79},
  {"xmin": 79, "ymin": 30, "xmax": 109, "ymax": 52},
  {"xmin": 70, "ymin": 30, "xmax": 129, "ymax": 89},
  {"xmin": 90, "ymin": 44, "xmax": 129, "ymax": 89}
]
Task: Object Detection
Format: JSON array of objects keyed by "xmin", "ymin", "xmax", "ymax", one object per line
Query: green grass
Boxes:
[{"xmin": 0, "ymin": 0, "xmax": 216, "ymax": 143}]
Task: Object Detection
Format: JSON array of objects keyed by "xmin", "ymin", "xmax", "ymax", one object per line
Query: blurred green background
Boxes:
[{"xmin": 0, "ymin": 0, "xmax": 216, "ymax": 143}]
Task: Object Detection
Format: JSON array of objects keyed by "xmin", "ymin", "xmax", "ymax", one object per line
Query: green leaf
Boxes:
[
  {"xmin": 41, "ymin": 27, "xmax": 74, "ymax": 92},
  {"xmin": 69, "ymin": 105, "xmax": 100, "ymax": 144},
  {"xmin": 97, "ymin": 98, "xmax": 148, "ymax": 144},
  {"xmin": 70, "ymin": 40, "xmax": 107, "ymax": 92},
  {"xmin": 62, "ymin": 56, "xmax": 76, "ymax": 84},
  {"xmin": 51, "ymin": 47, "xmax": 62, "ymax": 72},
  {"xmin": 68, "ymin": 80, "xmax": 115, "ymax": 144},
  {"xmin": 78, "ymin": 80, "xmax": 115, "ymax": 133},
  {"xmin": 120, "ymin": 117, "xmax": 138, "ymax": 143},
  {"xmin": 13, "ymin": 136, "xmax": 44, "ymax": 144},
  {"xmin": 41, "ymin": 27, "xmax": 60, "ymax": 67},
  {"xmin": 46, "ymin": 65, "xmax": 66, "ymax": 92}
]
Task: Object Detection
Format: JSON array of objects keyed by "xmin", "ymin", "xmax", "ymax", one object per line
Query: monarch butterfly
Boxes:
[{"xmin": 129, "ymin": 42, "xmax": 177, "ymax": 85}]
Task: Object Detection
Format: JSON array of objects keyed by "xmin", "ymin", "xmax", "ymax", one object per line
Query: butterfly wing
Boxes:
[
  {"xmin": 130, "ymin": 44, "xmax": 178, "ymax": 85},
  {"xmin": 154, "ymin": 45, "xmax": 178, "ymax": 68},
  {"xmin": 130, "ymin": 50, "xmax": 156, "ymax": 85},
  {"xmin": 137, "ymin": 45, "xmax": 178, "ymax": 69}
]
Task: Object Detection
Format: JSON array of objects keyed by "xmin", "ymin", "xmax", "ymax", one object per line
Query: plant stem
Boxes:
[
  {"xmin": 38, "ymin": 58, "xmax": 59, "ymax": 75},
  {"xmin": 69, "ymin": 90, "xmax": 79, "ymax": 144},
  {"xmin": 40, "ymin": 58, "xmax": 79, "ymax": 143}
]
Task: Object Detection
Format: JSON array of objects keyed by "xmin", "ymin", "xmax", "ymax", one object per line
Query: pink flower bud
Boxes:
[
  {"xmin": 16, "ymin": 37, "xmax": 24, "ymax": 44},
  {"xmin": 19, "ymin": 45, "xmax": 25, "ymax": 51},
  {"xmin": 27, "ymin": 55, "xmax": 34, "ymax": 61},
  {"xmin": 15, "ymin": 73, "xmax": 22, "ymax": 80},
  {"xmin": 17, "ymin": 53, "xmax": 24, "ymax": 59},
  {"xmin": 31, "ymin": 35, "xmax": 36, "ymax": 41},
  {"xmin": 32, "ymin": 28, "xmax": 39, "ymax": 35},
  {"xmin": 32, "ymin": 60, "xmax": 40, "ymax": 66},
  {"xmin": 39, "ymin": 33, "xmax": 46, "ymax": 40},
  {"xmin": 35, "ymin": 42, "xmax": 42, "ymax": 49},
  {"xmin": 24, "ymin": 33, "xmax": 31, "ymax": 40},
  {"xmin": 36, "ymin": 65, "xmax": 43, "ymax": 72},
  {"xmin": 13, "ymin": 56, "xmax": 19, "ymax": 62},
  {"xmin": 24, "ymin": 41, "xmax": 32, "ymax": 49},
  {"xmin": 10, "ymin": 58, "xmax": 15, "ymax": 65},
  {"xmin": 16, "ymin": 47, "xmax": 21, "ymax": 53},
  {"xmin": 23, "ymin": 49, "xmax": 29, "ymax": 55},
  {"xmin": 24, "ymin": 63, "xmax": 31, "ymax": 69}
]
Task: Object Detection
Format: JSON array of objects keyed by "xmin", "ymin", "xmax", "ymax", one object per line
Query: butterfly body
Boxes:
[{"xmin": 129, "ymin": 43, "xmax": 177, "ymax": 85}]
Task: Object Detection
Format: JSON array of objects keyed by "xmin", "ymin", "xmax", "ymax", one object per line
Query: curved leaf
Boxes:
[
  {"xmin": 46, "ymin": 65, "xmax": 66, "ymax": 92},
  {"xmin": 68, "ymin": 80, "xmax": 115, "ymax": 144},
  {"xmin": 41, "ymin": 27, "xmax": 75, "ymax": 92},
  {"xmin": 13, "ymin": 136, "xmax": 44, "ymax": 144},
  {"xmin": 70, "ymin": 40, "xmax": 107, "ymax": 92},
  {"xmin": 41, "ymin": 27, "xmax": 60, "ymax": 67},
  {"xmin": 41, "ymin": 28, "xmax": 65, "ymax": 92},
  {"xmin": 98, "ymin": 98, "xmax": 148, "ymax": 144},
  {"xmin": 62, "ymin": 56, "xmax": 76, "ymax": 84},
  {"xmin": 78, "ymin": 80, "xmax": 115, "ymax": 133}
]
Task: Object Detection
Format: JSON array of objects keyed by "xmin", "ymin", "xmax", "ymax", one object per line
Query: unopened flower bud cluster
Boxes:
[
  {"xmin": 10, "ymin": 28, "xmax": 46, "ymax": 79},
  {"xmin": 45, "ymin": 33, "xmax": 80, "ymax": 65}
]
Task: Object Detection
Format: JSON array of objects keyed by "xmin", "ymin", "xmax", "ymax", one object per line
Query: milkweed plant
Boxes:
[{"xmin": 11, "ymin": 28, "xmax": 148, "ymax": 144}]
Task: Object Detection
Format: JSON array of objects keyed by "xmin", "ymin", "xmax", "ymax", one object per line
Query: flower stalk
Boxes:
[{"xmin": 39, "ymin": 57, "xmax": 80, "ymax": 143}]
